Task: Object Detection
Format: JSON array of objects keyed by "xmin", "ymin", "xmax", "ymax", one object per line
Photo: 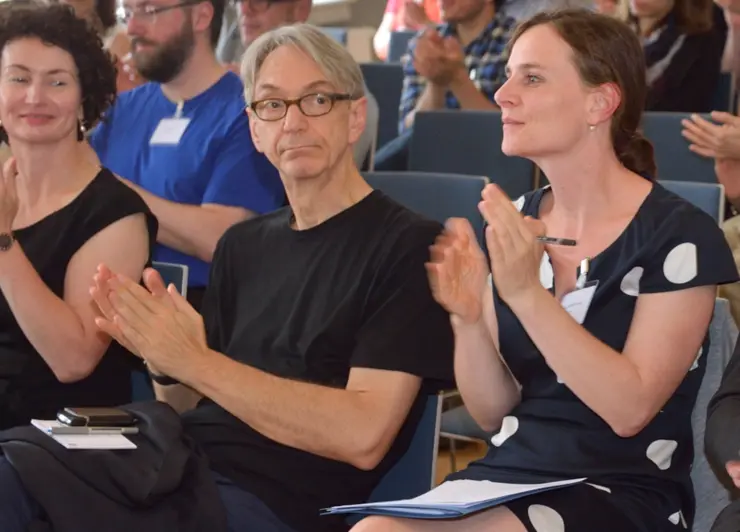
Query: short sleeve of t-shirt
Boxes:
[
  {"xmin": 202, "ymin": 114, "xmax": 284, "ymax": 214},
  {"xmin": 639, "ymin": 202, "xmax": 738, "ymax": 294},
  {"xmin": 350, "ymin": 221, "xmax": 454, "ymax": 388}
]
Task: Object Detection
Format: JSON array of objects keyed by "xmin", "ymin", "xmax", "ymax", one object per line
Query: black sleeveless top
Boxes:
[
  {"xmin": 0, "ymin": 168, "xmax": 157, "ymax": 429},
  {"xmin": 451, "ymin": 184, "xmax": 738, "ymax": 528}
]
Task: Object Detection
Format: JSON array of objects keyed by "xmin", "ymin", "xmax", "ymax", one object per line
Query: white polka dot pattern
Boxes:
[
  {"xmin": 491, "ymin": 416, "xmax": 519, "ymax": 447},
  {"xmin": 662, "ymin": 243, "xmax": 698, "ymax": 284},
  {"xmin": 668, "ymin": 510, "xmax": 687, "ymax": 528},
  {"xmin": 528, "ymin": 504, "xmax": 566, "ymax": 532},
  {"xmin": 646, "ymin": 439, "xmax": 678, "ymax": 470},
  {"xmin": 540, "ymin": 253, "xmax": 554, "ymax": 290},
  {"xmin": 513, "ymin": 196, "xmax": 526, "ymax": 212},
  {"xmin": 689, "ymin": 347, "xmax": 702, "ymax": 371},
  {"xmin": 620, "ymin": 267, "xmax": 643, "ymax": 297}
]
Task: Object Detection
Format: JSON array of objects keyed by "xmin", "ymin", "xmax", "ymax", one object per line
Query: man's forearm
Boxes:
[
  {"xmin": 404, "ymin": 83, "xmax": 447, "ymax": 130},
  {"xmin": 124, "ymin": 180, "xmax": 248, "ymax": 263},
  {"xmin": 183, "ymin": 351, "xmax": 401, "ymax": 470}
]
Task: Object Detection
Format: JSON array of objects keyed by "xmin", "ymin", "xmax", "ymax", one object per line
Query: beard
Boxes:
[{"xmin": 131, "ymin": 20, "xmax": 196, "ymax": 83}]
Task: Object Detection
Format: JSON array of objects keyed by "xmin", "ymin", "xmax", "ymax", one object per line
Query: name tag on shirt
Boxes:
[
  {"xmin": 560, "ymin": 281, "xmax": 598, "ymax": 325},
  {"xmin": 150, "ymin": 118, "xmax": 191, "ymax": 145}
]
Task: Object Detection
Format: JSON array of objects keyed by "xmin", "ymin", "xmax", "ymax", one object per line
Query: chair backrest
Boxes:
[
  {"xmin": 320, "ymin": 26, "xmax": 348, "ymax": 45},
  {"xmin": 691, "ymin": 298, "xmax": 738, "ymax": 532},
  {"xmin": 660, "ymin": 181, "xmax": 725, "ymax": 223},
  {"xmin": 363, "ymin": 171, "xmax": 489, "ymax": 245},
  {"xmin": 641, "ymin": 112, "xmax": 717, "ymax": 183},
  {"xmin": 387, "ymin": 30, "xmax": 415, "ymax": 63},
  {"xmin": 131, "ymin": 262, "xmax": 189, "ymax": 402},
  {"xmin": 369, "ymin": 394, "xmax": 442, "ymax": 500},
  {"xmin": 360, "ymin": 63, "xmax": 404, "ymax": 149},
  {"xmin": 712, "ymin": 72, "xmax": 735, "ymax": 114},
  {"xmin": 408, "ymin": 110, "xmax": 536, "ymax": 199},
  {"xmin": 152, "ymin": 261, "xmax": 189, "ymax": 297}
]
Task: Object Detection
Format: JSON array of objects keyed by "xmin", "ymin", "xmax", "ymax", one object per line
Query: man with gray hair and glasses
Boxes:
[
  {"xmin": 218, "ymin": 0, "xmax": 380, "ymax": 169},
  {"xmin": 0, "ymin": 22, "xmax": 453, "ymax": 532}
]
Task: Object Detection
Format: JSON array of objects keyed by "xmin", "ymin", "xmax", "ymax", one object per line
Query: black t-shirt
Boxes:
[
  {"xmin": 451, "ymin": 183, "xmax": 739, "ymax": 529},
  {"xmin": 0, "ymin": 168, "xmax": 157, "ymax": 429},
  {"xmin": 182, "ymin": 191, "xmax": 454, "ymax": 532}
]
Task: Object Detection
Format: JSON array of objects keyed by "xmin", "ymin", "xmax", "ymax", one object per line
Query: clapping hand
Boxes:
[
  {"xmin": 426, "ymin": 218, "xmax": 489, "ymax": 324},
  {"xmin": 682, "ymin": 112, "xmax": 740, "ymax": 160},
  {"xmin": 479, "ymin": 184, "xmax": 547, "ymax": 306},
  {"xmin": 0, "ymin": 157, "xmax": 19, "ymax": 233},
  {"xmin": 401, "ymin": 0, "xmax": 432, "ymax": 29},
  {"xmin": 726, "ymin": 460, "xmax": 740, "ymax": 489},
  {"xmin": 91, "ymin": 265, "xmax": 210, "ymax": 384},
  {"xmin": 413, "ymin": 30, "xmax": 465, "ymax": 87}
]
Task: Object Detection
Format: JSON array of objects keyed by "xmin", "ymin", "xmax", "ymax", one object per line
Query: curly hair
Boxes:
[{"xmin": 0, "ymin": 2, "xmax": 117, "ymax": 141}]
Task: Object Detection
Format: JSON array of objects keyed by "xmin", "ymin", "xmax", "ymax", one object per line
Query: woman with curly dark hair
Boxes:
[{"xmin": 0, "ymin": 2, "xmax": 157, "ymax": 430}]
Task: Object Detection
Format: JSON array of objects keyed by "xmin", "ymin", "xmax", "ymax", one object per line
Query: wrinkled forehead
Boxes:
[
  {"xmin": 1, "ymin": 38, "xmax": 78, "ymax": 76},
  {"xmin": 252, "ymin": 46, "xmax": 341, "ymax": 99}
]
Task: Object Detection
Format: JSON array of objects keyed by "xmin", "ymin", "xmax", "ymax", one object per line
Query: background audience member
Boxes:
[
  {"xmin": 56, "ymin": 0, "xmax": 143, "ymax": 92},
  {"xmin": 354, "ymin": 9, "xmax": 738, "ymax": 532},
  {"xmin": 628, "ymin": 0, "xmax": 725, "ymax": 112},
  {"xmin": 220, "ymin": 0, "xmax": 379, "ymax": 169},
  {"xmin": 90, "ymin": 0, "xmax": 284, "ymax": 311},
  {"xmin": 706, "ymin": 339, "xmax": 740, "ymax": 532},
  {"xmin": 682, "ymin": 108, "xmax": 740, "ymax": 324},
  {"xmin": 0, "ymin": 3, "xmax": 156, "ymax": 429},
  {"xmin": 373, "ymin": 0, "xmax": 440, "ymax": 61},
  {"xmin": 374, "ymin": 0, "xmax": 515, "ymax": 171}
]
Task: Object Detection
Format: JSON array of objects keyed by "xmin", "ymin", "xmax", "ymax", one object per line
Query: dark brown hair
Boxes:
[
  {"xmin": 650, "ymin": 0, "xmax": 714, "ymax": 35},
  {"xmin": 95, "ymin": 0, "xmax": 117, "ymax": 32},
  {"xmin": 510, "ymin": 9, "xmax": 657, "ymax": 178},
  {"xmin": 0, "ymin": 3, "xmax": 117, "ymax": 141}
]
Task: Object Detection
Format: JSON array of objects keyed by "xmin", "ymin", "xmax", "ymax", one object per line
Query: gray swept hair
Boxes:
[{"xmin": 240, "ymin": 23, "xmax": 365, "ymax": 105}]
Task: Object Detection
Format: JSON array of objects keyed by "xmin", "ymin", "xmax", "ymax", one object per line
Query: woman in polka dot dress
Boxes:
[{"xmin": 352, "ymin": 9, "xmax": 738, "ymax": 532}]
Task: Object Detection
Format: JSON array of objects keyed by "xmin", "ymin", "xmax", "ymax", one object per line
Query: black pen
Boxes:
[{"xmin": 537, "ymin": 236, "xmax": 577, "ymax": 246}]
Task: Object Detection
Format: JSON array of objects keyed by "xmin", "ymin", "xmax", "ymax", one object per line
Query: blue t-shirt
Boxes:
[{"xmin": 90, "ymin": 72, "xmax": 284, "ymax": 287}]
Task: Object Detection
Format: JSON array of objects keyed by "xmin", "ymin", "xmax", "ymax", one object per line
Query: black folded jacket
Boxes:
[{"xmin": 0, "ymin": 400, "xmax": 227, "ymax": 532}]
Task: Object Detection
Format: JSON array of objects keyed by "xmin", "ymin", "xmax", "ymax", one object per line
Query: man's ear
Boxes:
[
  {"xmin": 192, "ymin": 1, "xmax": 214, "ymax": 37},
  {"xmin": 296, "ymin": 0, "xmax": 312, "ymax": 22},
  {"xmin": 347, "ymin": 97, "xmax": 367, "ymax": 146}
]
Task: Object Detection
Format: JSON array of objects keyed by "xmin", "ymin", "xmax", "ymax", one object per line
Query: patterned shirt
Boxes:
[{"xmin": 398, "ymin": 11, "xmax": 516, "ymax": 134}]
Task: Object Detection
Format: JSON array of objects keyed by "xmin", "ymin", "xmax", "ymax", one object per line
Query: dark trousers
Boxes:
[
  {"xmin": 711, "ymin": 500, "xmax": 740, "ymax": 532},
  {"xmin": 0, "ymin": 456, "xmax": 296, "ymax": 532},
  {"xmin": 373, "ymin": 129, "xmax": 413, "ymax": 172}
]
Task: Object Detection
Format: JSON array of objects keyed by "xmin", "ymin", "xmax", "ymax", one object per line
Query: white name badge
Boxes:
[
  {"xmin": 560, "ymin": 281, "xmax": 598, "ymax": 325},
  {"xmin": 150, "ymin": 117, "xmax": 191, "ymax": 145}
]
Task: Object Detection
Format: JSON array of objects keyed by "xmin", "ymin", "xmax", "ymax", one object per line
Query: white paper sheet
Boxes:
[{"xmin": 31, "ymin": 420, "xmax": 137, "ymax": 450}]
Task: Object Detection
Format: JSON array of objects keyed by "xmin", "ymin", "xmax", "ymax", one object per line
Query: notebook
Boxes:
[{"xmin": 322, "ymin": 477, "xmax": 586, "ymax": 519}]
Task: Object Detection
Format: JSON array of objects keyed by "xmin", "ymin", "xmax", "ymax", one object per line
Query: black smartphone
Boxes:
[{"xmin": 57, "ymin": 407, "xmax": 137, "ymax": 427}]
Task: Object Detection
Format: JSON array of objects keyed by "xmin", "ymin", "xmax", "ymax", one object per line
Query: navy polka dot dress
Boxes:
[{"xmin": 447, "ymin": 184, "xmax": 739, "ymax": 532}]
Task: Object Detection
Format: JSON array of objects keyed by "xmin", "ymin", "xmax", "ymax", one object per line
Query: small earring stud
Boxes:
[{"xmin": 588, "ymin": 124, "xmax": 596, "ymax": 131}]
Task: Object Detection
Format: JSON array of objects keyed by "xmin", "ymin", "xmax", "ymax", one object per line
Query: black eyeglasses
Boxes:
[
  {"xmin": 249, "ymin": 93, "xmax": 354, "ymax": 121},
  {"xmin": 119, "ymin": 0, "xmax": 205, "ymax": 24},
  {"xmin": 229, "ymin": 0, "xmax": 297, "ymax": 12}
]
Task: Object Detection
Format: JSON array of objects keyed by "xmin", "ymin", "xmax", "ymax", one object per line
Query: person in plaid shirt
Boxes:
[{"xmin": 374, "ymin": 0, "xmax": 515, "ymax": 170}]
